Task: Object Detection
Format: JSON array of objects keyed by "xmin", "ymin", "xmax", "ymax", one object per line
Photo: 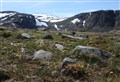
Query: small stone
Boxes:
[
  {"xmin": 35, "ymin": 39, "xmax": 44, "ymax": 44},
  {"xmin": 61, "ymin": 34, "xmax": 83, "ymax": 40},
  {"xmin": 21, "ymin": 33, "xmax": 32, "ymax": 39},
  {"xmin": 55, "ymin": 44, "xmax": 64, "ymax": 51}
]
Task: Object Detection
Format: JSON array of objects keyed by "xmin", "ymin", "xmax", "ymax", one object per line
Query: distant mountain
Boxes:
[
  {"xmin": 55, "ymin": 10, "xmax": 120, "ymax": 32},
  {"xmin": 0, "ymin": 10, "xmax": 120, "ymax": 32},
  {"xmin": 0, "ymin": 11, "xmax": 50, "ymax": 29},
  {"xmin": 0, "ymin": 11, "xmax": 37, "ymax": 29}
]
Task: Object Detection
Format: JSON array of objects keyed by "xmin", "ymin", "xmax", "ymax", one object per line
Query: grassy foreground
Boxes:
[{"xmin": 0, "ymin": 29, "xmax": 120, "ymax": 82}]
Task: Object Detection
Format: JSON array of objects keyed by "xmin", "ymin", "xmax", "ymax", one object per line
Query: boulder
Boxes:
[
  {"xmin": 42, "ymin": 34, "xmax": 53, "ymax": 39},
  {"xmin": 72, "ymin": 45, "xmax": 112, "ymax": 59},
  {"xmin": 33, "ymin": 50, "xmax": 53, "ymax": 60}
]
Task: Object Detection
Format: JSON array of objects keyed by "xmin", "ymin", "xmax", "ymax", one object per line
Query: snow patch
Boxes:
[
  {"xmin": 54, "ymin": 24, "xmax": 60, "ymax": 30},
  {"xmin": 35, "ymin": 19, "xmax": 48, "ymax": 27},
  {"xmin": 1, "ymin": 17, "xmax": 8, "ymax": 21},
  {"xmin": 0, "ymin": 13, "xmax": 9, "ymax": 18},
  {"xmin": 0, "ymin": 13, "xmax": 16, "ymax": 20},
  {"xmin": 71, "ymin": 18, "xmax": 80, "ymax": 24},
  {"xmin": 33, "ymin": 14, "xmax": 65, "ymax": 22},
  {"xmin": 83, "ymin": 20, "xmax": 86, "ymax": 26}
]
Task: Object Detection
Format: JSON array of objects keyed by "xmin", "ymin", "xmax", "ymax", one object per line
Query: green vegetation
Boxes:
[{"xmin": 0, "ymin": 29, "xmax": 120, "ymax": 82}]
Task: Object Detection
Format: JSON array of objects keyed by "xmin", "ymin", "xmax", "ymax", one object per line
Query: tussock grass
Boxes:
[{"xmin": 0, "ymin": 29, "xmax": 120, "ymax": 82}]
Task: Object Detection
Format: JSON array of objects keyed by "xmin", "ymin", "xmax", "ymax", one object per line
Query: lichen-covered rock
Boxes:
[
  {"xmin": 33, "ymin": 50, "xmax": 53, "ymax": 60},
  {"xmin": 72, "ymin": 45, "xmax": 112, "ymax": 59},
  {"xmin": 61, "ymin": 57, "xmax": 76, "ymax": 69}
]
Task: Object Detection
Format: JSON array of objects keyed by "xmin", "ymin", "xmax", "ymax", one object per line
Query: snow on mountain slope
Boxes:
[
  {"xmin": 0, "ymin": 13, "xmax": 16, "ymax": 18},
  {"xmin": 33, "ymin": 14, "xmax": 65, "ymax": 22},
  {"xmin": 71, "ymin": 18, "xmax": 80, "ymax": 24},
  {"xmin": 35, "ymin": 19, "xmax": 48, "ymax": 27},
  {"xmin": 54, "ymin": 24, "xmax": 60, "ymax": 30},
  {"xmin": 0, "ymin": 12, "xmax": 17, "ymax": 26},
  {"xmin": 0, "ymin": 12, "xmax": 16, "ymax": 20}
]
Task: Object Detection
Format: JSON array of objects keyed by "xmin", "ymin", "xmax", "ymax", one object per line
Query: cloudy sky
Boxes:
[{"xmin": 0, "ymin": 0, "xmax": 120, "ymax": 17}]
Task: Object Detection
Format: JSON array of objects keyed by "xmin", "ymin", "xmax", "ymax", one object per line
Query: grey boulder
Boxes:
[
  {"xmin": 72, "ymin": 45, "xmax": 112, "ymax": 59},
  {"xmin": 33, "ymin": 50, "xmax": 53, "ymax": 60}
]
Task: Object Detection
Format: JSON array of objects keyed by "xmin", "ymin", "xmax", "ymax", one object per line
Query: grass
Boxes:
[{"xmin": 0, "ymin": 29, "xmax": 120, "ymax": 82}]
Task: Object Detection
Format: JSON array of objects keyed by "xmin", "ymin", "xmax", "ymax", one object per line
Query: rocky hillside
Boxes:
[
  {"xmin": 55, "ymin": 10, "xmax": 120, "ymax": 32},
  {"xmin": 0, "ymin": 11, "xmax": 37, "ymax": 29},
  {"xmin": 0, "ymin": 10, "xmax": 120, "ymax": 32},
  {"xmin": 0, "ymin": 11, "xmax": 50, "ymax": 29}
]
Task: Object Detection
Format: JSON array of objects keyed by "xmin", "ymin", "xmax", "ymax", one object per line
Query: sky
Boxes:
[{"xmin": 0, "ymin": 0, "xmax": 120, "ymax": 18}]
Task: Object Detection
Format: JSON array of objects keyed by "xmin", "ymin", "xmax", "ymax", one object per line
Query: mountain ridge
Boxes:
[{"xmin": 0, "ymin": 10, "xmax": 120, "ymax": 32}]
